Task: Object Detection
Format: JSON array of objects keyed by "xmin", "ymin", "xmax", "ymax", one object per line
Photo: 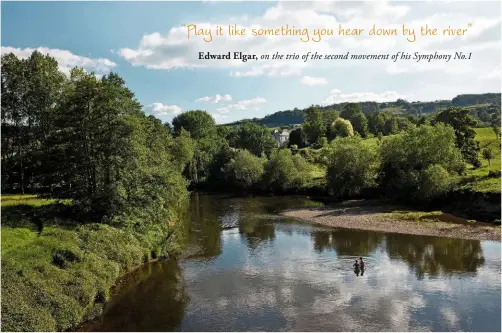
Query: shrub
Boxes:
[
  {"xmin": 379, "ymin": 123, "xmax": 464, "ymax": 202},
  {"xmin": 331, "ymin": 118, "xmax": 354, "ymax": 139},
  {"xmin": 416, "ymin": 164, "xmax": 452, "ymax": 201},
  {"xmin": 224, "ymin": 149, "xmax": 266, "ymax": 189},
  {"xmin": 325, "ymin": 136, "xmax": 377, "ymax": 197},
  {"xmin": 263, "ymin": 149, "xmax": 312, "ymax": 192}
]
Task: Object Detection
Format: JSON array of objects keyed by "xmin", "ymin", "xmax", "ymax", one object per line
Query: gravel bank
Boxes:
[{"xmin": 281, "ymin": 203, "xmax": 501, "ymax": 241}]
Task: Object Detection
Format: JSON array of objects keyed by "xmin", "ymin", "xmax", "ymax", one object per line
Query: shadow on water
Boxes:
[
  {"xmin": 77, "ymin": 260, "xmax": 189, "ymax": 332},
  {"xmin": 79, "ymin": 193, "xmax": 501, "ymax": 332}
]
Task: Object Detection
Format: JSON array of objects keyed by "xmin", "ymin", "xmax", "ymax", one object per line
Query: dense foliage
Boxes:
[
  {"xmin": 224, "ymin": 150, "xmax": 266, "ymax": 189},
  {"xmin": 325, "ymin": 137, "xmax": 376, "ymax": 198},
  {"xmin": 1, "ymin": 51, "xmax": 191, "ymax": 332},
  {"xmin": 379, "ymin": 124, "xmax": 465, "ymax": 202}
]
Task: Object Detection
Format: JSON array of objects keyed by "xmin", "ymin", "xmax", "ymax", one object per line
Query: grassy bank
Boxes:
[{"xmin": 1, "ymin": 195, "xmax": 186, "ymax": 332}]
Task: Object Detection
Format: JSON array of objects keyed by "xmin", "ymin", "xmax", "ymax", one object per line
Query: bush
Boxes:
[
  {"xmin": 325, "ymin": 136, "xmax": 377, "ymax": 198},
  {"xmin": 263, "ymin": 149, "xmax": 312, "ymax": 192},
  {"xmin": 224, "ymin": 149, "xmax": 266, "ymax": 190},
  {"xmin": 331, "ymin": 118, "xmax": 354, "ymax": 139},
  {"xmin": 416, "ymin": 164, "xmax": 452, "ymax": 201},
  {"xmin": 379, "ymin": 123, "xmax": 464, "ymax": 202}
]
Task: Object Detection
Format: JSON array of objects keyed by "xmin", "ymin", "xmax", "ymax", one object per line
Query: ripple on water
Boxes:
[{"xmin": 289, "ymin": 255, "xmax": 379, "ymax": 280}]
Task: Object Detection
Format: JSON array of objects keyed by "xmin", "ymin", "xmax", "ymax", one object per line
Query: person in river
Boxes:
[
  {"xmin": 353, "ymin": 260, "xmax": 360, "ymax": 276},
  {"xmin": 359, "ymin": 257, "xmax": 365, "ymax": 276}
]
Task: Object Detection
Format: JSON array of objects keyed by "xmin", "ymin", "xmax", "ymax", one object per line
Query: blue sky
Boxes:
[{"xmin": 2, "ymin": 1, "xmax": 501, "ymax": 124}]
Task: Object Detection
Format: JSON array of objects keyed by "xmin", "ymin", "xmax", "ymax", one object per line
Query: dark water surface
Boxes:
[{"xmin": 81, "ymin": 193, "xmax": 501, "ymax": 331}]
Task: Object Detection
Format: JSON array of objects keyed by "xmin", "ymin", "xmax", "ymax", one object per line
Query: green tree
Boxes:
[
  {"xmin": 331, "ymin": 118, "xmax": 354, "ymax": 139},
  {"xmin": 323, "ymin": 109, "xmax": 338, "ymax": 139},
  {"xmin": 377, "ymin": 132, "xmax": 383, "ymax": 145},
  {"xmin": 341, "ymin": 103, "xmax": 368, "ymax": 137},
  {"xmin": 263, "ymin": 149, "xmax": 312, "ymax": 192},
  {"xmin": 288, "ymin": 128, "xmax": 307, "ymax": 148},
  {"xmin": 384, "ymin": 116, "xmax": 398, "ymax": 135},
  {"xmin": 379, "ymin": 124, "xmax": 464, "ymax": 202},
  {"xmin": 171, "ymin": 128, "xmax": 196, "ymax": 173},
  {"xmin": 233, "ymin": 122, "xmax": 276, "ymax": 157},
  {"xmin": 224, "ymin": 149, "xmax": 266, "ymax": 189},
  {"xmin": 482, "ymin": 148, "xmax": 494, "ymax": 166},
  {"xmin": 417, "ymin": 164, "xmax": 452, "ymax": 201},
  {"xmin": 367, "ymin": 111, "xmax": 386, "ymax": 135},
  {"xmin": 325, "ymin": 136, "xmax": 376, "ymax": 197},
  {"xmin": 302, "ymin": 106, "xmax": 325, "ymax": 146},
  {"xmin": 1, "ymin": 51, "xmax": 66, "ymax": 193},
  {"xmin": 172, "ymin": 110, "xmax": 216, "ymax": 140},
  {"xmin": 434, "ymin": 107, "xmax": 481, "ymax": 168},
  {"xmin": 492, "ymin": 125, "xmax": 501, "ymax": 140}
]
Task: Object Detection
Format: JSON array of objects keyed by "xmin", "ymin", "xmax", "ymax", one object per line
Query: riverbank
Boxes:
[
  {"xmin": 1, "ymin": 195, "xmax": 185, "ymax": 332},
  {"xmin": 281, "ymin": 200, "xmax": 501, "ymax": 241}
]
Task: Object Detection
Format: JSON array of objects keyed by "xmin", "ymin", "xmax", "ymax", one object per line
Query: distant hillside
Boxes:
[{"xmin": 224, "ymin": 93, "xmax": 501, "ymax": 128}]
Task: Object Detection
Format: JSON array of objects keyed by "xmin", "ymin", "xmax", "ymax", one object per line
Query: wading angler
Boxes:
[{"xmin": 198, "ymin": 52, "xmax": 258, "ymax": 62}]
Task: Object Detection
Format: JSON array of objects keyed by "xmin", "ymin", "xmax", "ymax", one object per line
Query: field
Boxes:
[{"xmin": 462, "ymin": 128, "xmax": 501, "ymax": 193}]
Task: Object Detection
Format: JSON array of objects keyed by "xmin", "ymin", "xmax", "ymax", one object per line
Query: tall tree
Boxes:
[
  {"xmin": 288, "ymin": 128, "xmax": 307, "ymax": 148},
  {"xmin": 323, "ymin": 109, "xmax": 339, "ymax": 140},
  {"xmin": 172, "ymin": 110, "xmax": 216, "ymax": 140},
  {"xmin": 341, "ymin": 103, "xmax": 368, "ymax": 137},
  {"xmin": 233, "ymin": 122, "xmax": 276, "ymax": 157},
  {"xmin": 302, "ymin": 106, "xmax": 325, "ymax": 146},
  {"xmin": 434, "ymin": 107, "xmax": 481, "ymax": 168}
]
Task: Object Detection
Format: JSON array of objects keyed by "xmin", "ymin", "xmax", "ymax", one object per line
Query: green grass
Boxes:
[
  {"xmin": 380, "ymin": 106, "xmax": 404, "ymax": 114},
  {"xmin": 1, "ymin": 195, "xmax": 185, "ymax": 332},
  {"xmin": 383, "ymin": 210, "xmax": 444, "ymax": 222},
  {"xmin": 362, "ymin": 137, "xmax": 380, "ymax": 148},
  {"xmin": 0, "ymin": 195, "xmax": 68, "ymax": 207},
  {"xmin": 460, "ymin": 127, "xmax": 501, "ymax": 193}
]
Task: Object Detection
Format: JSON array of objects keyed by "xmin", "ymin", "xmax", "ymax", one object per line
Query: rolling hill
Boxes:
[{"xmin": 224, "ymin": 93, "xmax": 501, "ymax": 128}]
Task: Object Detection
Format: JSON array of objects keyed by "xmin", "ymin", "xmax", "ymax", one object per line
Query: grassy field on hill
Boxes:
[{"xmin": 461, "ymin": 127, "xmax": 501, "ymax": 193}]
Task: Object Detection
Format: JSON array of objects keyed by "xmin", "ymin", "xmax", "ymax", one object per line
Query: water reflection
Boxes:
[
  {"xmin": 311, "ymin": 229, "xmax": 384, "ymax": 256},
  {"xmin": 81, "ymin": 193, "xmax": 501, "ymax": 332},
  {"xmin": 385, "ymin": 234, "xmax": 486, "ymax": 279},
  {"xmin": 79, "ymin": 260, "xmax": 189, "ymax": 332}
]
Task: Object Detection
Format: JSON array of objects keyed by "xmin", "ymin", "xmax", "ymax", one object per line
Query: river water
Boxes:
[{"xmin": 81, "ymin": 193, "xmax": 501, "ymax": 331}]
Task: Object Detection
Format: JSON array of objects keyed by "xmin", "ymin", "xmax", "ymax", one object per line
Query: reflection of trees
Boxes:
[
  {"xmin": 311, "ymin": 229, "xmax": 383, "ymax": 255},
  {"xmin": 85, "ymin": 260, "xmax": 189, "ymax": 331},
  {"xmin": 183, "ymin": 194, "xmax": 324, "ymax": 255},
  {"xmin": 385, "ymin": 234, "xmax": 485, "ymax": 279},
  {"xmin": 238, "ymin": 215, "xmax": 276, "ymax": 250},
  {"xmin": 187, "ymin": 192, "xmax": 223, "ymax": 258}
]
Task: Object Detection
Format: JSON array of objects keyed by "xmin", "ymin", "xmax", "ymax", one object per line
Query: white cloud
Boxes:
[
  {"xmin": 323, "ymin": 89, "xmax": 407, "ymax": 104},
  {"xmin": 145, "ymin": 102, "xmax": 182, "ymax": 117},
  {"xmin": 1, "ymin": 46, "xmax": 117, "ymax": 76},
  {"xmin": 116, "ymin": 1, "xmax": 500, "ymax": 80},
  {"xmin": 300, "ymin": 76, "xmax": 328, "ymax": 86},
  {"xmin": 215, "ymin": 97, "xmax": 266, "ymax": 114},
  {"xmin": 479, "ymin": 65, "xmax": 501, "ymax": 80},
  {"xmin": 195, "ymin": 94, "xmax": 232, "ymax": 103}
]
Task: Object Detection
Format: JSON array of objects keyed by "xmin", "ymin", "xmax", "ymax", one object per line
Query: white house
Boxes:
[{"xmin": 272, "ymin": 129, "xmax": 290, "ymax": 147}]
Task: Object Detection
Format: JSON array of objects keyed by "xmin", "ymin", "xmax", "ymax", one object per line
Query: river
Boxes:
[{"xmin": 79, "ymin": 193, "xmax": 501, "ymax": 331}]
